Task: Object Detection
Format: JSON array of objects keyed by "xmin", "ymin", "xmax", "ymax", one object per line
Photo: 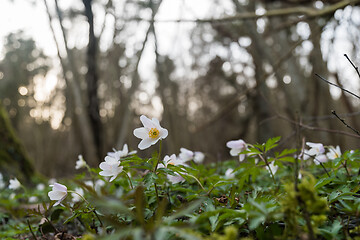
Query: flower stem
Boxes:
[
  {"xmin": 259, "ymin": 154, "xmax": 276, "ymax": 185},
  {"xmin": 68, "ymin": 190, "xmax": 90, "ymax": 205},
  {"xmin": 123, "ymin": 171, "xmax": 134, "ymax": 189},
  {"xmin": 27, "ymin": 219, "xmax": 38, "ymax": 240},
  {"xmin": 342, "ymin": 159, "xmax": 351, "ymax": 177},
  {"xmin": 154, "ymin": 140, "xmax": 162, "ymax": 172},
  {"xmin": 187, "ymin": 174, "xmax": 205, "ymax": 191},
  {"xmin": 153, "ymin": 140, "xmax": 162, "ymax": 202}
]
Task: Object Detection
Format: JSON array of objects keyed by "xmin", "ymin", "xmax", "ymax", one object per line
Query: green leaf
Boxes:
[
  {"xmin": 264, "ymin": 136, "xmax": 281, "ymax": 153},
  {"xmin": 209, "ymin": 213, "xmax": 219, "ymax": 232},
  {"xmin": 157, "ymin": 226, "xmax": 203, "ymax": 240},
  {"xmin": 328, "ymin": 191, "xmax": 339, "ymax": 203},
  {"xmin": 134, "ymin": 186, "xmax": 146, "ymax": 226},
  {"xmin": 143, "ymin": 172, "xmax": 159, "ymax": 188},
  {"xmin": 249, "ymin": 215, "xmax": 266, "ymax": 230},
  {"xmin": 63, "ymin": 211, "xmax": 80, "ymax": 224},
  {"xmin": 315, "ymin": 177, "xmax": 335, "ymax": 189},
  {"xmin": 166, "ymin": 198, "xmax": 204, "ymax": 222},
  {"xmin": 276, "ymin": 148, "xmax": 297, "ymax": 158},
  {"xmin": 50, "ymin": 208, "xmax": 63, "ymax": 221},
  {"xmin": 277, "ymin": 156, "xmax": 295, "ymax": 163}
]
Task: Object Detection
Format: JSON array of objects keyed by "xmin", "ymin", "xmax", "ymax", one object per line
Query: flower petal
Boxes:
[
  {"xmin": 140, "ymin": 115, "xmax": 156, "ymax": 128},
  {"xmin": 160, "ymin": 128, "xmax": 168, "ymax": 139},
  {"xmin": 48, "ymin": 190, "xmax": 66, "ymax": 201},
  {"xmin": 122, "ymin": 144, "xmax": 128, "ymax": 153},
  {"xmin": 99, "ymin": 170, "xmax": 113, "ymax": 177},
  {"xmin": 104, "ymin": 156, "xmax": 119, "ymax": 165},
  {"xmin": 138, "ymin": 138, "xmax": 154, "ymax": 150},
  {"xmin": 230, "ymin": 148, "xmax": 241, "ymax": 156},
  {"xmin": 53, "ymin": 194, "xmax": 67, "ymax": 206},
  {"xmin": 109, "ymin": 175, "xmax": 117, "ymax": 182},
  {"xmin": 133, "ymin": 127, "xmax": 149, "ymax": 139},
  {"xmin": 52, "ymin": 183, "xmax": 67, "ymax": 192},
  {"xmin": 226, "ymin": 140, "xmax": 246, "ymax": 149},
  {"xmin": 152, "ymin": 117, "xmax": 161, "ymax": 127}
]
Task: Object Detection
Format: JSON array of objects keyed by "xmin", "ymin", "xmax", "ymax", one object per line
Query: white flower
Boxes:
[
  {"xmin": 94, "ymin": 179, "xmax": 105, "ymax": 193},
  {"xmin": 133, "ymin": 115, "xmax": 168, "ymax": 150},
  {"xmin": 266, "ymin": 161, "xmax": 278, "ymax": 175},
  {"xmin": 326, "ymin": 146, "xmax": 341, "ymax": 160},
  {"xmin": 84, "ymin": 180, "xmax": 93, "ymax": 188},
  {"xmin": 157, "ymin": 154, "xmax": 186, "ymax": 183},
  {"xmin": 75, "ymin": 155, "xmax": 87, "ymax": 170},
  {"xmin": 48, "ymin": 183, "xmax": 68, "ymax": 206},
  {"xmin": 99, "ymin": 156, "xmax": 123, "ymax": 182},
  {"xmin": 71, "ymin": 187, "xmax": 84, "ymax": 202},
  {"xmin": 9, "ymin": 193, "xmax": 16, "ymax": 200},
  {"xmin": 194, "ymin": 152, "xmax": 205, "ymax": 163},
  {"xmin": 0, "ymin": 173, "xmax": 5, "ymax": 189},
  {"xmin": 178, "ymin": 148, "xmax": 205, "ymax": 163},
  {"xmin": 36, "ymin": 183, "xmax": 45, "ymax": 191},
  {"xmin": 313, "ymin": 154, "xmax": 328, "ymax": 165},
  {"xmin": 306, "ymin": 142, "xmax": 325, "ymax": 156},
  {"xmin": 225, "ymin": 168, "xmax": 235, "ymax": 179},
  {"xmin": 107, "ymin": 144, "xmax": 137, "ymax": 160},
  {"xmin": 226, "ymin": 139, "xmax": 247, "ymax": 161},
  {"xmin": 48, "ymin": 178, "xmax": 57, "ymax": 185},
  {"xmin": 29, "ymin": 196, "xmax": 38, "ymax": 203},
  {"xmin": 9, "ymin": 178, "xmax": 21, "ymax": 190},
  {"xmin": 167, "ymin": 174, "xmax": 185, "ymax": 184},
  {"xmin": 163, "ymin": 154, "xmax": 187, "ymax": 167},
  {"xmin": 179, "ymin": 148, "xmax": 194, "ymax": 162}
]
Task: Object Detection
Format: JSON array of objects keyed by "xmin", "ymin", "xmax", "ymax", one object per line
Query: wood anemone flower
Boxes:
[
  {"xmin": 48, "ymin": 183, "xmax": 68, "ymax": 206},
  {"xmin": 133, "ymin": 115, "xmax": 168, "ymax": 150}
]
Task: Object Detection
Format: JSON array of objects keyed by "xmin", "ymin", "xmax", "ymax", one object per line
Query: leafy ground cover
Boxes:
[{"xmin": 1, "ymin": 115, "xmax": 360, "ymax": 239}]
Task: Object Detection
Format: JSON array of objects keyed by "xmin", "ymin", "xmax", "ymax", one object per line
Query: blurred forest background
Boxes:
[{"xmin": 1, "ymin": 0, "xmax": 360, "ymax": 178}]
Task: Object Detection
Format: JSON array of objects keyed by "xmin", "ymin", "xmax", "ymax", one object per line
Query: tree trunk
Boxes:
[
  {"xmin": 0, "ymin": 102, "xmax": 34, "ymax": 182},
  {"xmin": 46, "ymin": 0, "xmax": 100, "ymax": 166},
  {"xmin": 83, "ymin": 0, "xmax": 102, "ymax": 159}
]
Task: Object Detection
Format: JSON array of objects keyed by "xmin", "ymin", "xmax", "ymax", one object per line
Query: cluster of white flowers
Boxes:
[
  {"xmin": 178, "ymin": 148, "xmax": 205, "ymax": 164},
  {"xmin": 98, "ymin": 143, "xmax": 137, "ymax": 182},
  {"xmin": 45, "ymin": 114, "xmax": 347, "ymax": 207},
  {"xmin": 158, "ymin": 154, "xmax": 188, "ymax": 184},
  {"xmin": 303, "ymin": 142, "xmax": 341, "ymax": 165},
  {"xmin": 226, "ymin": 139, "xmax": 247, "ymax": 162}
]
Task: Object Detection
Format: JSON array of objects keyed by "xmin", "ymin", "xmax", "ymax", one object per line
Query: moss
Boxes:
[{"xmin": 0, "ymin": 101, "xmax": 34, "ymax": 182}]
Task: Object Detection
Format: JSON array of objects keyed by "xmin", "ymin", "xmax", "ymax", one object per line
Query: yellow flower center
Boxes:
[{"xmin": 148, "ymin": 128, "xmax": 160, "ymax": 139}]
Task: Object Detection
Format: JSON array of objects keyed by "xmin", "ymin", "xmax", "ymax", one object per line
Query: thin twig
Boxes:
[
  {"xmin": 27, "ymin": 219, "xmax": 38, "ymax": 240},
  {"xmin": 315, "ymin": 73, "xmax": 360, "ymax": 100},
  {"xmin": 276, "ymin": 114, "xmax": 360, "ymax": 139},
  {"xmin": 302, "ymin": 110, "xmax": 360, "ymax": 121},
  {"xmin": 331, "ymin": 110, "xmax": 360, "ymax": 136},
  {"xmin": 344, "ymin": 54, "xmax": 360, "ymax": 79},
  {"xmin": 258, "ymin": 154, "xmax": 276, "ymax": 185},
  {"xmin": 92, "ymin": 209, "xmax": 104, "ymax": 228},
  {"xmin": 294, "ymin": 113, "xmax": 301, "ymax": 190}
]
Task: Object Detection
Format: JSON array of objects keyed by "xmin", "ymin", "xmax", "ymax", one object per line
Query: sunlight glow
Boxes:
[{"xmin": 18, "ymin": 86, "xmax": 28, "ymax": 96}]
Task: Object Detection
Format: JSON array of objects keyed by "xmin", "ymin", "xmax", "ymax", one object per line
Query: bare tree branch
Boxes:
[
  {"xmin": 331, "ymin": 110, "xmax": 360, "ymax": 136},
  {"xmin": 344, "ymin": 53, "xmax": 360, "ymax": 79},
  {"xmin": 315, "ymin": 73, "xmax": 360, "ymax": 100},
  {"xmin": 123, "ymin": 0, "xmax": 360, "ymax": 23}
]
